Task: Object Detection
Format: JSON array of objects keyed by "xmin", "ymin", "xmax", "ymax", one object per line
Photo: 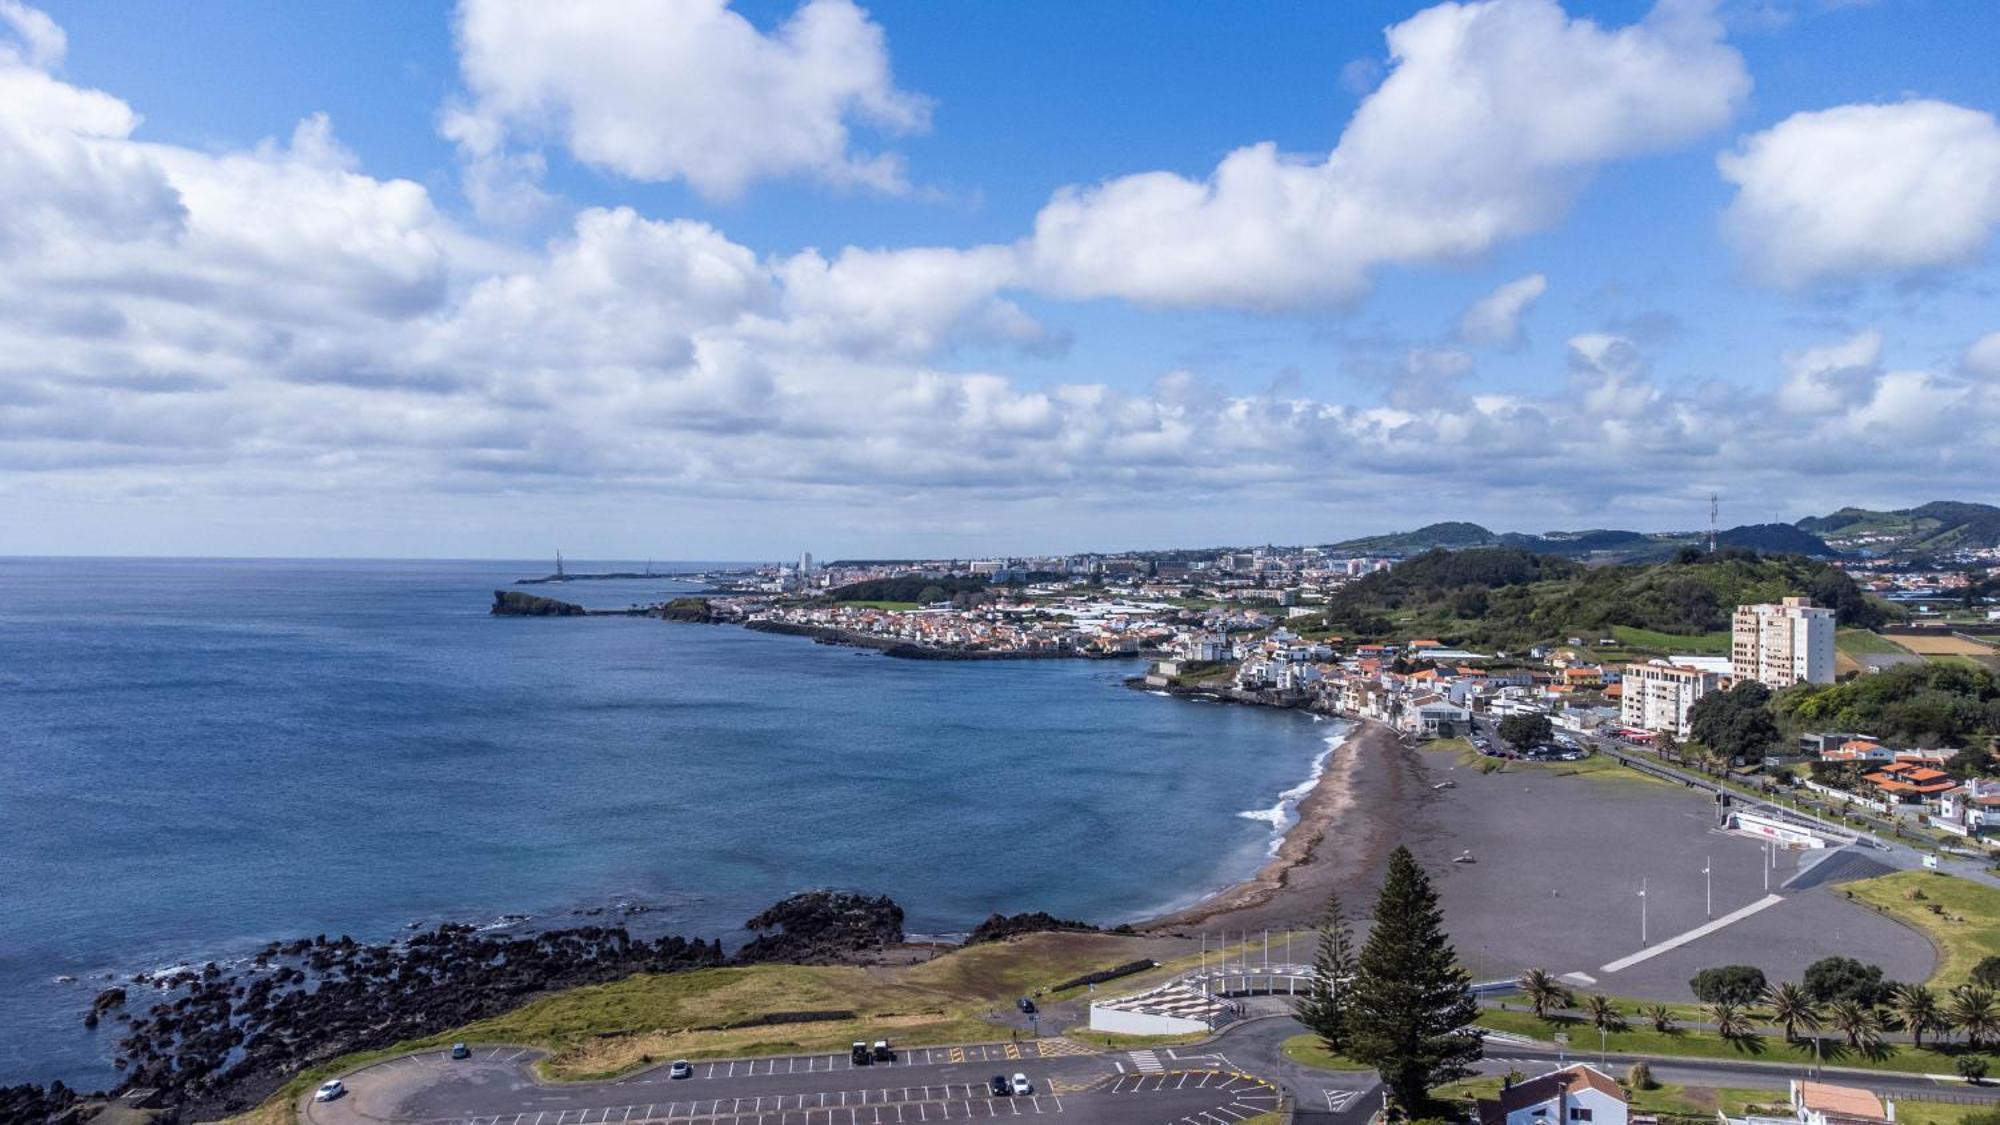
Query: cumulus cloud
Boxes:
[
  {"xmin": 1024, "ymin": 0, "xmax": 1749, "ymax": 310},
  {"xmin": 1776, "ymin": 329, "xmax": 1881, "ymax": 414},
  {"xmin": 1966, "ymin": 332, "xmax": 2000, "ymax": 379},
  {"xmin": 445, "ymin": 0, "xmax": 929, "ymax": 204},
  {"xmin": 1457, "ymin": 273, "xmax": 1547, "ymax": 348},
  {"xmin": 1718, "ymin": 100, "xmax": 2000, "ymax": 287}
]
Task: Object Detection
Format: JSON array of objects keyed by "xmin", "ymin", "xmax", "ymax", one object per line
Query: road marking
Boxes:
[
  {"xmin": 1129, "ymin": 1050, "xmax": 1163, "ymax": 1073},
  {"xmin": 1599, "ymin": 893, "xmax": 1786, "ymax": 973}
]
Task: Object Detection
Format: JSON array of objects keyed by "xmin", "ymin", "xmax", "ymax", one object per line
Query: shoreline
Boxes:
[{"xmin": 1138, "ymin": 717, "xmax": 1411, "ymax": 933}]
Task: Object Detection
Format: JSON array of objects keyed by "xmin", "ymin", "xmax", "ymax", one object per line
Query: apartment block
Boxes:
[
  {"xmin": 1731, "ymin": 596, "xmax": 1836, "ymax": 688},
  {"xmin": 1620, "ymin": 660, "xmax": 1722, "ymax": 737}
]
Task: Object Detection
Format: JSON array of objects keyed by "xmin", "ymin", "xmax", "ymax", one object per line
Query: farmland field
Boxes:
[{"xmin": 1889, "ymin": 633, "xmax": 1998, "ymax": 656}]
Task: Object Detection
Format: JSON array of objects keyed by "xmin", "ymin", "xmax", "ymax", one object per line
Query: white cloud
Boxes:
[
  {"xmin": 1718, "ymin": 100, "xmax": 2000, "ymax": 287},
  {"xmin": 1025, "ymin": 0, "xmax": 1749, "ymax": 310},
  {"xmin": 1457, "ymin": 272, "xmax": 1547, "ymax": 347},
  {"xmin": 1966, "ymin": 332, "xmax": 2000, "ymax": 379},
  {"xmin": 446, "ymin": 0, "xmax": 929, "ymax": 203},
  {"xmin": 1776, "ymin": 329, "xmax": 1881, "ymax": 414}
]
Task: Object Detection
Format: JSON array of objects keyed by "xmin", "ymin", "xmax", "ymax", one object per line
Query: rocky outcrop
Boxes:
[
  {"xmin": 965, "ymin": 912, "xmax": 1101, "ymax": 945},
  {"xmin": 98, "ymin": 925, "xmax": 723, "ymax": 1121},
  {"xmin": 735, "ymin": 891, "xmax": 905, "ymax": 964},
  {"xmin": 491, "ymin": 590, "xmax": 587, "ymax": 616},
  {"xmin": 656, "ymin": 597, "xmax": 721, "ymax": 623}
]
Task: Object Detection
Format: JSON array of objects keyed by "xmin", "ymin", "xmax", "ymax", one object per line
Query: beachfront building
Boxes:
[
  {"xmin": 1732, "ymin": 597, "xmax": 1836, "ymax": 688},
  {"xmin": 1476, "ymin": 1066, "xmax": 1628, "ymax": 1125},
  {"xmin": 1788, "ymin": 1081, "xmax": 1894, "ymax": 1125},
  {"xmin": 1619, "ymin": 660, "xmax": 1723, "ymax": 738}
]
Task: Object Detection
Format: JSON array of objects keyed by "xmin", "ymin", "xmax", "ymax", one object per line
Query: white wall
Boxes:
[{"xmin": 1088, "ymin": 1004, "xmax": 1209, "ymax": 1037}]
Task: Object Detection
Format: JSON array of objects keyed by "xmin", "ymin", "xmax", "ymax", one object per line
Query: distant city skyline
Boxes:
[{"xmin": 4, "ymin": 0, "xmax": 2000, "ymax": 558}]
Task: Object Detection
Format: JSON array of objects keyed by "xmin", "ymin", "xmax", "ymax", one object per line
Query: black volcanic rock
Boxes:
[
  {"xmin": 490, "ymin": 589, "xmax": 587, "ymax": 616},
  {"xmin": 736, "ymin": 891, "xmax": 905, "ymax": 964},
  {"xmin": 966, "ymin": 912, "xmax": 1099, "ymax": 945}
]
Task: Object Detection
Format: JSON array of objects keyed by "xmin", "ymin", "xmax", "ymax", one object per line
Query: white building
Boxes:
[
  {"xmin": 1732, "ymin": 597, "xmax": 1836, "ymax": 688},
  {"xmin": 1477, "ymin": 1066, "xmax": 1628, "ymax": 1125},
  {"xmin": 1620, "ymin": 660, "xmax": 1724, "ymax": 738}
]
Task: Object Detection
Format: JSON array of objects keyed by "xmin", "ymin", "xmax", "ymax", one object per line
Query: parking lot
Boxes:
[{"xmin": 302, "ymin": 1042, "xmax": 1280, "ymax": 1125}]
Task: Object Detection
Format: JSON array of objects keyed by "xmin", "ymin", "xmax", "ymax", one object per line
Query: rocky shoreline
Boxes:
[{"xmin": 27, "ymin": 892, "xmax": 903, "ymax": 1124}]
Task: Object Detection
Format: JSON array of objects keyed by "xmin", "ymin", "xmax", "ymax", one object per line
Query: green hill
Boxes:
[
  {"xmin": 1798, "ymin": 500, "xmax": 2000, "ymax": 554},
  {"xmin": 1319, "ymin": 546, "xmax": 1884, "ymax": 649},
  {"xmin": 1324, "ymin": 522, "xmax": 1831, "ymax": 562},
  {"xmin": 1324, "ymin": 521, "xmax": 1498, "ymax": 556}
]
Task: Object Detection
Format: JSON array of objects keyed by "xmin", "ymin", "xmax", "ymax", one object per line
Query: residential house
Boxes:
[
  {"xmin": 1789, "ymin": 1080, "xmax": 1894, "ymax": 1125},
  {"xmin": 1476, "ymin": 1066, "xmax": 1628, "ymax": 1125},
  {"xmin": 1862, "ymin": 761, "xmax": 1956, "ymax": 804}
]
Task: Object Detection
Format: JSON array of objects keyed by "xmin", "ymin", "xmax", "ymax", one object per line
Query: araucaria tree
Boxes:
[
  {"xmin": 1294, "ymin": 891, "xmax": 1357, "ymax": 1056},
  {"xmin": 1348, "ymin": 846, "xmax": 1482, "ymax": 1114}
]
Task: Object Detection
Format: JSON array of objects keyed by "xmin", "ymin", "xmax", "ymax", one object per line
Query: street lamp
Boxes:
[
  {"xmin": 1639, "ymin": 878, "xmax": 1648, "ymax": 945},
  {"xmin": 1704, "ymin": 856, "xmax": 1712, "ymax": 919}
]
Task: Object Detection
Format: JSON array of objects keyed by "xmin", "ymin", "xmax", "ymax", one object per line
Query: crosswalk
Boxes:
[
  {"xmin": 1324, "ymin": 1090, "xmax": 1358, "ymax": 1113},
  {"xmin": 1128, "ymin": 1051, "xmax": 1163, "ymax": 1074}
]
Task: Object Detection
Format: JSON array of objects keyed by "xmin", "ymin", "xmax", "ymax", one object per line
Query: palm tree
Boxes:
[
  {"xmin": 1709, "ymin": 1000, "xmax": 1751, "ymax": 1041},
  {"xmin": 1583, "ymin": 993, "xmax": 1626, "ymax": 1034},
  {"xmin": 1954, "ymin": 987, "xmax": 2000, "ymax": 1050},
  {"xmin": 1519, "ymin": 968, "xmax": 1572, "ymax": 1020},
  {"xmin": 1892, "ymin": 984, "xmax": 1944, "ymax": 1049},
  {"xmin": 1828, "ymin": 999, "xmax": 1883, "ymax": 1049},
  {"xmin": 1641, "ymin": 1003, "xmax": 1676, "ymax": 1033},
  {"xmin": 1765, "ymin": 982, "xmax": 1822, "ymax": 1043}
]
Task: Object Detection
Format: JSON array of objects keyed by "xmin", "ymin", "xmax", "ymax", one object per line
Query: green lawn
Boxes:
[
  {"xmin": 1280, "ymin": 1033, "xmax": 1374, "ymax": 1071},
  {"xmin": 1838, "ymin": 629, "xmax": 1914, "ymax": 657},
  {"xmin": 1477, "ymin": 1006, "xmax": 1980, "ymax": 1077},
  {"xmin": 1845, "ymin": 870, "xmax": 2000, "ymax": 990},
  {"xmin": 1612, "ymin": 626, "xmax": 1733, "ymax": 655}
]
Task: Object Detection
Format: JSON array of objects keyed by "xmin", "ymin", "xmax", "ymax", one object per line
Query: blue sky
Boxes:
[{"xmin": 5, "ymin": 0, "xmax": 2000, "ymax": 558}]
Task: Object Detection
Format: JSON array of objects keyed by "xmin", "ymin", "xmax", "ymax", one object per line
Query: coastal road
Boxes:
[{"xmin": 303, "ymin": 1041, "xmax": 1281, "ymax": 1125}]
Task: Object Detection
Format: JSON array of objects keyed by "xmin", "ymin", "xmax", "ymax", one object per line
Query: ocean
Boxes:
[{"xmin": 0, "ymin": 557, "xmax": 1345, "ymax": 1089}]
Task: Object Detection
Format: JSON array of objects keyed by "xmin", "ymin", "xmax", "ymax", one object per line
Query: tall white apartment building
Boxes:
[
  {"xmin": 1620, "ymin": 661, "xmax": 1723, "ymax": 737},
  {"xmin": 1731, "ymin": 596, "xmax": 1836, "ymax": 688}
]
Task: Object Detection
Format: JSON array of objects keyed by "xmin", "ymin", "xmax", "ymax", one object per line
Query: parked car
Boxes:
[
  {"xmin": 314, "ymin": 1080, "xmax": 346, "ymax": 1103},
  {"xmin": 1011, "ymin": 1074, "xmax": 1033, "ymax": 1097},
  {"xmin": 851, "ymin": 1042, "xmax": 872, "ymax": 1065},
  {"xmin": 990, "ymin": 1075, "xmax": 1011, "ymax": 1097},
  {"xmin": 1016, "ymin": 997, "xmax": 1036, "ymax": 1014},
  {"xmin": 669, "ymin": 1060, "xmax": 692, "ymax": 1079},
  {"xmin": 872, "ymin": 1039, "xmax": 893, "ymax": 1062},
  {"xmin": 450, "ymin": 1042, "xmax": 470, "ymax": 1059}
]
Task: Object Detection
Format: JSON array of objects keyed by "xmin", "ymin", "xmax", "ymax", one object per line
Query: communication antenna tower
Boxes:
[{"xmin": 1707, "ymin": 494, "xmax": 1719, "ymax": 554}]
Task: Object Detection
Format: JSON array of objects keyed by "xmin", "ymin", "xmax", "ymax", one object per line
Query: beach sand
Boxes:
[{"xmin": 1140, "ymin": 718, "xmax": 1418, "ymax": 933}]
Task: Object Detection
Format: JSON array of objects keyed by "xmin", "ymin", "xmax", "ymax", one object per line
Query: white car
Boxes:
[
  {"xmin": 1010, "ymin": 1074, "xmax": 1032, "ymax": 1097},
  {"xmin": 314, "ymin": 1080, "xmax": 346, "ymax": 1103}
]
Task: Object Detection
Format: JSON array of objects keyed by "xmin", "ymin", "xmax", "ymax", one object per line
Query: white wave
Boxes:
[{"xmin": 1235, "ymin": 723, "xmax": 1353, "ymax": 856}]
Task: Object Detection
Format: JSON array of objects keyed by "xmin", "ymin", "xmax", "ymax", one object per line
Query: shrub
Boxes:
[
  {"xmin": 1690, "ymin": 965, "xmax": 1768, "ymax": 1006},
  {"xmin": 1626, "ymin": 1062, "xmax": 1656, "ymax": 1091}
]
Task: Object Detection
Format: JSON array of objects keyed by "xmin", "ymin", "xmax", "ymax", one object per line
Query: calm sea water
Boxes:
[{"xmin": 0, "ymin": 558, "xmax": 1343, "ymax": 1088}]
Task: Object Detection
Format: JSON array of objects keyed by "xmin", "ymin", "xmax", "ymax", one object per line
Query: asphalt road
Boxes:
[{"xmin": 303, "ymin": 1040, "xmax": 1280, "ymax": 1125}]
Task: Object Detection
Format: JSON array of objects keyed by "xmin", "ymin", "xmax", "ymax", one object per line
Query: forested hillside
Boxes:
[{"xmin": 1318, "ymin": 547, "xmax": 1884, "ymax": 648}]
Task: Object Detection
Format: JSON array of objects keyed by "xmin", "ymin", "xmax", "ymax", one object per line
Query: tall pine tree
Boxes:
[
  {"xmin": 1294, "ymin": 890, "xmax": 1356, "ymax": 1055},
  {"xmin": 1347, "ymin": 846, "xmax": 1482, "ymax": 1114}
]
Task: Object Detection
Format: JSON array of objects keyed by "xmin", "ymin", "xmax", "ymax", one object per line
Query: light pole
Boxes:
[
  {"xmin": 1639, "ymin": 878, "xmax": 1648, "ymax": 945},
  {"xmin": 1704, "ymin": 856, "xmax": 1712, "ymax": 919}
]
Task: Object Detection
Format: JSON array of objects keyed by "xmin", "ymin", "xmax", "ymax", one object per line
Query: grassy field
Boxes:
[
  {"xmin": 1477, "ymin": 1006, "xmax": 1978, "ymax": 1077},
  {"xmin": 232, "ymin": 932, "xmax": 1171, "ymax": 1124},
  {"xmin": 1839, "ymin": 629, "xmax": 1916, "ymax": 657},
  {"xmin": 1845, "ymin": 871, "xmax": 2000, "ymax": 990},
  {"xmin": 1279, "ymin": 1033, "xmax": 1373, "ymax": 1071},
  {"xmin": 1611, "ymin": 627, "xmax": 1733, "ymax": 655}
]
